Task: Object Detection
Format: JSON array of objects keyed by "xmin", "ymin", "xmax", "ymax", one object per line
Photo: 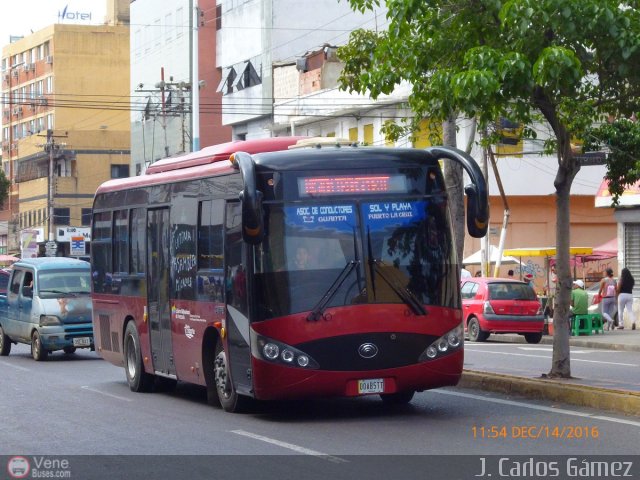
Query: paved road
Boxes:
[
  {"xmin": 464, "ymin": 341, "xmax": 640, "ymax": 392},
  {"xmin": 2, "ymin": 344, "xmax": 639, "ymax": 459}
]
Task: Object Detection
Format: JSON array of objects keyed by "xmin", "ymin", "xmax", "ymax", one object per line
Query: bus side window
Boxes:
[{"xmin": 198, "ymin": 200, "xmax": 224, "ymax": 302}]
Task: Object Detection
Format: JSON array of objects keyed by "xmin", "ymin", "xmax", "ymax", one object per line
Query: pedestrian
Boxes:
[
  {"xmin": 598, "ymin": 268, "xmax": 617, "ymax": 331},
  {"xmin": 475, "ymin": 270, "xmax": 482, "ymax": 277},
  {"xmin": 507, "ymin": 269, "xmax": 514, "ymax": 279},
  {"xmin": 617, "ymin": 267, "xmax": 635, "ymax": 330},
  {"xmin": 569, "ymin": 279, "xmax": 589, "ymax": 336},
  {"xmin": 524, "ymin": 273, "xmax": 535, "ymax": 290},
  {"xmin": 570, "ymin": 280, "xmax": 588, "ymax": 315},
  {"xmin": 461, "ymin": 264, "xmax": 472, "ymax": 279}
]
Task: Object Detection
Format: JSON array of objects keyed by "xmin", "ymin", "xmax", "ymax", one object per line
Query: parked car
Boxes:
[
  {"xmin": 586, "ymin": 281, "xmax": 618, "ymax": 324},
  {"xmin": 0, "ymin": 257, "xmax": 93, "ymax": 360},
  {"xmin": 461, "ymin": 277, "xmax": 545, "ymax": 344}
]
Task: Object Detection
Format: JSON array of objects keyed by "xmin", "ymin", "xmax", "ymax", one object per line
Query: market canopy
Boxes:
[
  {"xmin": 503, "ymin": 247, "xmax": 593, "ymax": 257},
  {"xmin": 463, "ymin": 245, "xmax": 523, "ymax": 265},
  {"xmin": 0, "ymin": 254, "xmax": 19, "ymax": 264}
]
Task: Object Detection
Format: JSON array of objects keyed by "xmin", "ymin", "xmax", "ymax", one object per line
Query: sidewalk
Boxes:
[{"xmin": 459, "ymin": 329, "xmax": 640, "ymax": 416}]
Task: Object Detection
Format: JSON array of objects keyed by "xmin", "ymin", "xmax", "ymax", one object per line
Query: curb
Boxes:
[
  {"xmin": 459, "ymin": 370, "xmax": 640, "ymax": 417},
  {"xmin": 488, "ymin": 334, "xmax": 640, "ymax": 353}
]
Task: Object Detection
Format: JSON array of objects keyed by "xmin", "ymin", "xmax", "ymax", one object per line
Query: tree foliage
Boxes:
[
  {"xmin": 338, "ymin": 0, "xmax": 640, "ymax": 378},
  {"xmin": 0, "ymin": 169, "xmax": 10, "ymax": 207},
  {"xmin": 586, "ymin": 119, "xmax": 640, "ymax": 204}
]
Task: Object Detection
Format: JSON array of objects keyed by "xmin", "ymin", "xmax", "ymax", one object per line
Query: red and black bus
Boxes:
[{"xmin": 91, "ymin": 137, "xmax": 488, "ymax": 412}]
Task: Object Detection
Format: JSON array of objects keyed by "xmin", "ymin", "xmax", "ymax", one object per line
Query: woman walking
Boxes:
[
  {"xmin": 617, "ymin": 268, "xmax": 636, "ymax": 330},
  {"xmin": 599, "ymin": 268, "xmax": 617, "ymax": 330}
]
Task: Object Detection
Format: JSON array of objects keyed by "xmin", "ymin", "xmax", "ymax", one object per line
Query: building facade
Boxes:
[
  {"xmin": 1, "ymin": 20, "xmax": 130, "ymax": 257},
  {"xmin": 130, "ymin": 0, "xmax": 231, "ymax": 175}
]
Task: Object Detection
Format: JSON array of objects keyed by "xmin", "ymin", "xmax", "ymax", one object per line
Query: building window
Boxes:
[
  {"xmin": 176, "ymin": 7, "xmax": 184, "ymax": 38},
  {"xmin": 81, "ymin": 208, "xmax": 92, "ymax": 226},
  {"xmin": 111, "ymin": 164, "xmax": 130, "ymax": 179},
  {"xmin": 216, "ymin": 5, "xmax": 222, "ymax": 30},
  {"xmin": 53, "ymin": 208, "xmax": 70, "ymax": 226}
]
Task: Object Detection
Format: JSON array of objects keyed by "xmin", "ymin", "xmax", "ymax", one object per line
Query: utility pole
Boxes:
[
  {"xmin": 137, "ymin": 73, "xmax": 191, "ymax": 164},
  {"xmin": 40, "ymin": 130, "xmax": 67, "ymax": 255}
]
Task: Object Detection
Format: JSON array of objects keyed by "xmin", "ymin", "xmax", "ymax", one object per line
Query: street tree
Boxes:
[
  {"xmin": 0, "ymin": 169, "xmax": 10, "ymax": 208},
  {"xmin": 338, "ymin": 0, "xmax": 640, "ymax": 377}
]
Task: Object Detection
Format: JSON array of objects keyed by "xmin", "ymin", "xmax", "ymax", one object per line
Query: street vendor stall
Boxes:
[{"xmin": 503, "ymin": 247, "xmax": 594, "ymax": 335}]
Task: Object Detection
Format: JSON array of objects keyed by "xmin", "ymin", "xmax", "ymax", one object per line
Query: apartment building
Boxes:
[{"xmin": 1, "ymin": 19, "xmax": 130, "ymax": 256}]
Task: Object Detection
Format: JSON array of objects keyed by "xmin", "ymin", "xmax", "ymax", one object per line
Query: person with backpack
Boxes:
[
  {"xmin": 617, "ymin": 267, "xmax": 636, "ymax": 330},
  {"xmin": 598, "ymin": 268, "xmax": 617, "ymax": 331}
]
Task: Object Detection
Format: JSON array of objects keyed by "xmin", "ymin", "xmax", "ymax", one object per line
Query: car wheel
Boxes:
[
  {"xmin": 524, "ymin": 332, "xmax": 542, "ymax": 344},
  {"xmin": 468, "ymin": 317, "xmax": 489, "ymax": 342},
  {"xmin": 63, "ymin": 346, "xmax": 76, "ymax": 354},
  {"xmin": 380, "ymin": 390, "xmax": 415, "ymax": 405},
  {"xmin": 0, "ymin": 325, "xmax": 11, "ymax": 356},
  {"xmin": 31, "ymin": 331, "xmax": 48, "ymax": 361},
  {"xmin": 213, "ymin": 339, "xmax": 250, "ymax": 413},
  {"xmin": 124, "ymin": 322, "xmax": 154, "ymax": 393}
]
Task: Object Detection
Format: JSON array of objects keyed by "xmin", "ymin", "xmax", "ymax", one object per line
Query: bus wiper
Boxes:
[
  {"xmin": 372, "ymin": 260, "xmax": 427, "ymax": 316},
  {"xmin": 307, "ymin": 260, "xmax": 358, "ymax": 322}
]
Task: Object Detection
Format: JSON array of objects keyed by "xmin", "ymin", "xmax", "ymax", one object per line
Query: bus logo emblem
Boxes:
[
  {"xmin": 184, "ymin": 325, "xmax": 195, "ymax": 339},
  {"xmin": 358, "ymin": 343, "xmax": 378, "ymax": 359}
]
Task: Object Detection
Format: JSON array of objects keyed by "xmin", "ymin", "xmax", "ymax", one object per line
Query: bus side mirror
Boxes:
[
  {"xmin": 423, "ymin": 146, "xmax": 489, "ymax": 238},
  {"xmin": 233, "ymin": 151, "xmax": 265, "ymax": 245}
]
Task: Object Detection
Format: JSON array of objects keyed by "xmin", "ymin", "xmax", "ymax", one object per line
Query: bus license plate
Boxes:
[
  {"xmin": 358, "ymin": 378, "xmax": 384, "ymax": 394},
  {"xmin": 73, "ymin": 337, "xmax": 91, "ymax": 347}
]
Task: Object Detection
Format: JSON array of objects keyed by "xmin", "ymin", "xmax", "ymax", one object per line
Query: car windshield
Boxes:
[
  {"xmin": 38, "ymin": 269, "xmax": 91, "ymax": 298},
  {"xmin": 487, "ymin": 282, "xmax": 536, "ymax": 301}
]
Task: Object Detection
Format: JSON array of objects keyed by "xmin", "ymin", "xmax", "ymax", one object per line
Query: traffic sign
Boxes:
[{"xmin": 45, "ymin": 241, "xmax": 57, "ymax": 257}]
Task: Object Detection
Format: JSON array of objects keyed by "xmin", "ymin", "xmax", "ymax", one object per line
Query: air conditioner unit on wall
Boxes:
[
  {"xmin": 12, "ymin": 106, "xmax": 22, "ymax": 115},
  {"xmin": 45, "ymin": 56, "xmax": 53, "ymax": 64},
  {"xmin": 23, "ymin": 63, "xmax": 33, "ymax": 72}
]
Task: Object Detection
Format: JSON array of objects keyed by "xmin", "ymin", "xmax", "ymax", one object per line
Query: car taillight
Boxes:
[{"xmin": 483, "ymin": 301, "xmax": 495, "ymax": 314}]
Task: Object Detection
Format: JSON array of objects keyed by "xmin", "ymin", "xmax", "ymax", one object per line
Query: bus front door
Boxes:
[{"xmin": 147, "ymin": 208, "xmax": 176, "ymax": 377}]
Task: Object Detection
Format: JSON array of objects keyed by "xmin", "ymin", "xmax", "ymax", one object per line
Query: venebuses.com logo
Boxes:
[
  {"xmin": 7, "ymin": 456, "xmax": 30, "ymax": 479},
  {"xmin": 7, "ymin": 456, "xmax": 72, "ymax": 478}
]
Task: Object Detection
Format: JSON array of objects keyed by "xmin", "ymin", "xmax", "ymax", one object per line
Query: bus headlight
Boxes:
[
  {"xmin": 251, "ymin": 331, "xmax": 319, "ymax": 369},
  {"xmin": 418, "ymin": 323, "xmax": 464, "ymax": 362},
  {"xmin": 263, "ymin": 343, "xmax": 279, "ymax": 360}
]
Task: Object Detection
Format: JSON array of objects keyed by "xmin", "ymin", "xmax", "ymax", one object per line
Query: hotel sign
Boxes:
[{"xmin": 58, "ymin": 5, "xmax": 93, "ymax": 22}]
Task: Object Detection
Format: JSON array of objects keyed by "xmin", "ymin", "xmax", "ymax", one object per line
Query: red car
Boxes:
[{"xmin": 461, "ymin": 277, "xmax": 545, "ymax": 343}]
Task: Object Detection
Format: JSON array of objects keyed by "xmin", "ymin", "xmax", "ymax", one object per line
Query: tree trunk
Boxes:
[
  {"xmin": 549, "ymin": 155, "xmax": 580, "ymax": 378},
  {"xmin": 442, "ymin": 115, "xmax": 465, "ymax": 262}
]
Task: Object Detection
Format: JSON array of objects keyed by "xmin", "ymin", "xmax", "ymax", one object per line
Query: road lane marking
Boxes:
[
  {"xmin": 81, "ymin": 385, "xmax": 133, "ymax": 402},
  {"xmin": 465, "ymin": 348, "xmax": 638, "ymax": 366},
  {"xmin": 434, "ymin": 390, "xmax": 640, "ymax": 428},
  {"xmin": 0, "ymin": 361, "xmax": 31, "ymax": 372},
  {"xmin": 231, "ymin": 429, "xmax": 348, "ymax": 463}
]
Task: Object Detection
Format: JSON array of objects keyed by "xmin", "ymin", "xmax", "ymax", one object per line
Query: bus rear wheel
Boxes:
[
  {"xmin": 124, "ymin": 322, "xmax": 154, "ymax": 393},
  {"xmin": 213, "ymin": 340, "xmax": 250, "ymax": 413}
]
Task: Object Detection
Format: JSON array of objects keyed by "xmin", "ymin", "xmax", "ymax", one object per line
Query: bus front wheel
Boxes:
[
  {"xmin": 213, "ymin": 340, "xmax": 250, "ymax": 413},
  {"xmin": 124, "ymin": 322, "xmax": 154, "ymax": 393}
]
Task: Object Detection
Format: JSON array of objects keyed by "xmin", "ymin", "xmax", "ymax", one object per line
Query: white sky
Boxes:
[{"xmin": 1, "ymin": 0, "xmax": 107, "ymax": 46}]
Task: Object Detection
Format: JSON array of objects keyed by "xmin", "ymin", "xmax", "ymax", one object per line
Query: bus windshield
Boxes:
[{"xmin": 254, "ymin": 197, "xmax": 457, "ymax": 320}]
